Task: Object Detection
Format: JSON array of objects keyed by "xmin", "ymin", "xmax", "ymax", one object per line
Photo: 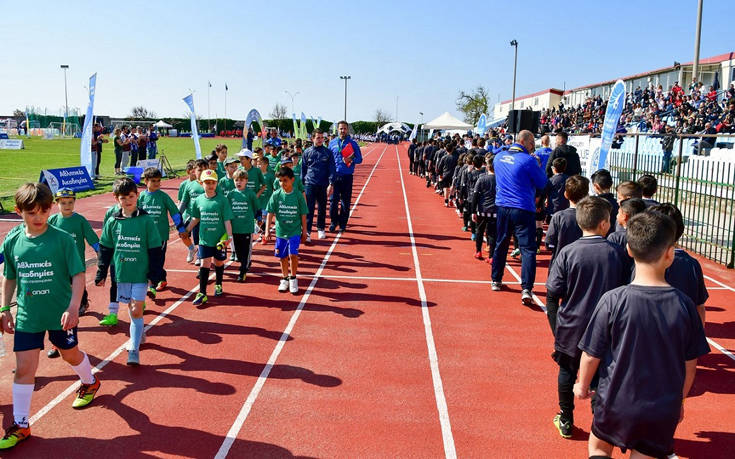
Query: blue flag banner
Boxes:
[
  {"xmin": 40, "ymin": 167, "xmax": 94, "ymax": 195},
  {"xmin": 595, "ymin": 79, "xmax": 626, "ymax": 172},
  {"xmin": 310, "ymin": 116, "xmax": 317, "ymax": 131},
  {"xmin": 317, "ymin": 116, "xmax": 322, "ymax": 129},
  {"xmin": 477, "ymin": 113, "xmax": 487, "ymax": 136},
  {"xmin": 80, "ymin": 73, "xmax": 97, "ymax": 177},
  {"xmin": 182, "ymin": 94, "xmax": 202, "ymax": 159},
  {"xmin": 409, "ymin": 116, "xmax": 419, "ymax": 141}
]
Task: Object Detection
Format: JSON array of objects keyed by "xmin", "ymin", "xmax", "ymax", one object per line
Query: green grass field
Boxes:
[{"xmin": 0, "ymin": 136, "xmax": 258, "ymax": 212}]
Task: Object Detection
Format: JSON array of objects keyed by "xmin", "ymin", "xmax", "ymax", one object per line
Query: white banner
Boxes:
[
  {"xmin": 136, "ymin": 159, "xmax": 166, "ymax": 177},
  {"xmin": 80, "ymin": 73, "xmax": 97, "ymax": 176},
  {"xmin": 182, "ymin": 93, "xmax": 202, "ymax": 159},
  {"xmin": 0, "ymin": 139, "xmax": 25, "ymax": 149}
]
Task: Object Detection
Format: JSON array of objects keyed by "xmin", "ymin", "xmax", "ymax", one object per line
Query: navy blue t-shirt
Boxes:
[
  {"xmin": 545, "ymin": 173, "xmax": 569, "ymax": 215},
  {"xmin": 643, "ymin": 198, "xmax": 660, "ymax": 208},
  {"xmin": 579, "ymin": 284, "xmax": 710, "ymax": 454},
  {"xmin": 607, "ymin": 229, "xmax": 634, "ymax": 279},
  {"xmin": 598, "ymin": 192, "xmax": 618, "ymax": 236},
  {"xmin": 546, "ymin": 236, "xmax": 627, "ymax": 358},
  {"xmin": 546, "ymin": 207, "xmax": 581, "ymax": 254},
  {"xmin": 667, "ymin": 249, "xmax": 709, "ymax": 306}
]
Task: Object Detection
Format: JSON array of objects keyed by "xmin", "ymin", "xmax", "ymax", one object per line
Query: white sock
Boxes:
[
  {"xmin": 108, "ymin": 302, "xmax": 119, "ymax": 315},
  {"xmin": 12, "ymin": 383, "xmax": 34, "ymax": 428},
  {"xmin": 71, "ymin": 353, "xmax": 95, "ymax": 385}
]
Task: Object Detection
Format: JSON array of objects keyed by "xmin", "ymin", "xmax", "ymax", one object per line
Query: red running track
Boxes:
[{"xmin": 0, "ymin": 142, "xmax": 733, "ymax": 458}]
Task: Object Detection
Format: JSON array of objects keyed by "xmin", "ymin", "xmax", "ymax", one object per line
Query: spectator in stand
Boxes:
[{"xmin": 546, "ymin": 132, "xmax": 581, "ymax": 177}]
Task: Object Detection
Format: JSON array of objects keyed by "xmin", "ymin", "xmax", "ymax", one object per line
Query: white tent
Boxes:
[
  {"xmin": 376, "ymin": 122, "xmax": 412, "ymax": 135},
  {"xmin": 154, "ymin": 120, "xmax": 173, "ymax": 128},
  {"xmin": 422, "ymin": 112, "xmax": 472, "ymax": 130}
]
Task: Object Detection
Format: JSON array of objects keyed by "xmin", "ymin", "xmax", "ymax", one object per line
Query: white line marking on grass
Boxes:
[
  {"xmin": 395, "ymin": 146, "xmax": 456, "ymax": 459},
  {"xmin": 215, "ymin": 144, "xmax": 386, "ymax": 458},
  {"xmin": 29, "ymin": 262, "xmax": 233, "ymax": 426}
]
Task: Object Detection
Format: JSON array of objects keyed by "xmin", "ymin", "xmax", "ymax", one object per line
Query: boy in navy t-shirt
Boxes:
[
  {"xmin": 545, "ymin": 157, "xmax": 569, "ymax": 217},
  {"xmin": 575, "ymin": 211, "xmax": 710, "ymax": 458},
  {"xmin": 649, "ymin": 203, "xmax": 708, "ymax": 326},
  {"xmin": 590, "ymin": 169, "xmax": 618, "ymax": 236},
  {"xmin": 545, "ymin": 196, "xmax": 627, "ymax": 438},
  {"xmin": 607, "ymin": 198, "xmax": 647, "ymax": 277},
  {"xmin": 545, "ymin": 175, "xmax": 588, "ymax": 262},
  {"xmin": 638, "ymin": 174, "xmax": 660, "ymax": 208}
]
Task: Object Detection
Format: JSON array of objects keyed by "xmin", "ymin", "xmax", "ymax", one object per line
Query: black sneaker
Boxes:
[
  {"xmin": 47, "ymin": 348, "xmax": 60, "ymax": 358},
  {"xmin": 329, "ymin": 224, "xmax": 337, "ymax": 233},
  {"xmin": 553, "ymin": 414, "xmax": 573, "ymax": 439}
]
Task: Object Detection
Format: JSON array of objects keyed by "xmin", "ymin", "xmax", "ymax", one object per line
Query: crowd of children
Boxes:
[{"xmin": 411, "ymin": 134, "xmax": 711, "ymax": 458}]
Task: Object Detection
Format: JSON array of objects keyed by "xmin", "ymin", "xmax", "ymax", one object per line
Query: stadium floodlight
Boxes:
[
  {"xmin": 510, "ymin": 41, "xmax": 518, "ymax": 113},
  {"xmin": 60, "ymin": 65, "xmax": 69, "ymax": 136},
  {"xmin": 340, "ymin": 76, "xmax": 351, "ymax": 121}
]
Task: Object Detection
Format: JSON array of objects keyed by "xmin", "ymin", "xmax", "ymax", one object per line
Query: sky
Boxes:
[{"xmin": 0, "ymin": 0, "xmax": 731, "ymax": 124}]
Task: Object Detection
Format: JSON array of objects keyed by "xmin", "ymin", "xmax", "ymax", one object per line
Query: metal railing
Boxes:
[{"xmin": 605, "ymin": 132, "xmax": 735, "ymax": 267}]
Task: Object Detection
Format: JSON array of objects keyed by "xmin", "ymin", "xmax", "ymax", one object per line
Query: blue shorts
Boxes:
[
  {"xmin": 274, "ymin": 235, "xmax": 301, "ymax": 258},
  {"xmin": 117, "ymin": 282, "xmax": 148, "ymax": 303},
  {"xmin": 198, "ymin": 244, "xmax": 227, "ymax": 261},
  {"xmin": 14, "ymin": 327, "xmax": 79, "ymax": 352}
]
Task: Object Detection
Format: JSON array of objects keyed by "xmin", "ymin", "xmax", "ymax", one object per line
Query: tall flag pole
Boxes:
[{"xmin": 182, "ymin": 93, "xmax": 203, "ymax": 159}]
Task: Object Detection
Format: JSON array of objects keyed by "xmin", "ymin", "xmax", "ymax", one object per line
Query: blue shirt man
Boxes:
[
  {"xmin": 302, "ymin": 130, "xmax": 337, "ymax": 237},
  {"xmin": 491, "ymin": 130, "xmax": 548, "ymax": 304},
  {"xmin": 327, "ymin": 121, "xmax": 363, "ymax": 232},
  {"xmin": 264, "ymin": 131, "xmax": 282, "ymax": 148}
]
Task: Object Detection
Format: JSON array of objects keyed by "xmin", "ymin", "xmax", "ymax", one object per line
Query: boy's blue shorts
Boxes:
[
  {"xmin": 117, "ymin": 282, "xmax": 147, "ymax": 303},
  {"xmin": 14, "ymin": 327, "xmax": 79, "ymax": 352},
  {"xmin": 274, "ymin": 235, "xmax": 301, "ymax": 259},
  {"xmin": 198, "ymin": 244, "xmax": 227, "ymax": 261}
]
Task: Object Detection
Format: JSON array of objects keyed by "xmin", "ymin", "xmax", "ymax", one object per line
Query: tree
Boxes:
[
  {"xmin": 12, "ymin": 109, "xmax": 25, "ymax": 123},
  {"xmin": 374, "ymin": 109, "xmax": 392, "ymax": 125},
  {"xmin": 131, "ymin": 106, "xmax": 155, "ymax": 119},
  {"xmin": 270, "ymin": 103, "xmax": 287, "ymax": 120},
  {"xmin": 456, "ymin": 86, "xmax": 489, "ymax": 125}
]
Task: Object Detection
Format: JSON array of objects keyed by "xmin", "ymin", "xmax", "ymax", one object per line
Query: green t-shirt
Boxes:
[
  {"xmin": 2, "ymin": 225, "xmax": 86, "ymax": 332},
  {"xmin": 292, "ymin": 157, "xmax": 302, "ymax": 177},
  {"xmin": 260, "ymin": 169, "xmax": 275, "ymax": 210},
  {"xmin": 137, "ymin": 189, "xmax": 180, "ymax": 241},
  {"xmin": 266, "ymin": 188, "xmax": 308, "ymax": 238},
  {"xmin": 237, "ymin": 165, "xmax": 265, "ymax": 198},
  {"xmin": 273, "ymin": 175, "xmax": 305, "ymax": 194},
  {"xmin": 219, "ymin": 176, "xmax": 236, "ymax": 198},
  {"xmin": 266, "ymin": 154, "xmax": 280, "ymax": 176},
  {"xmin": 228, "ymin": 188, "xmax": 259, "ymax": 234},
  {"xmin": 192, "ymin": 193, "xmax": 233, "ymax": 247},
  {"xmin": 47, "ymin": 212, "xmax": 99, "ymax": 264},
  {"xmin": 217, "ymin": 161, "xmax": 226, "ymax": 179},
  {"xmin": 100, "ymin": 211, "xmax": 162, "ymax": 284},
  {"xmin": 178, "ymin": 180, "xmax": 193, "ymax": 219},
  {"xmin": 180, "ymin": 180, "xmax": 205, "ymax": 218},
  {"xmin": 104, "ymin": 205, "xmax": 119, "ymax": 225}
]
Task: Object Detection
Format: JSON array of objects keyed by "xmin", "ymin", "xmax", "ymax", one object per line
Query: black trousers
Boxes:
[
  {"xmin": 556, "ymin": 351, "xmax": 598, "ymax": 424},
  {"xmin": 475, "ymin": 215, "xmax": 497, "ymax": 254},
  {"xmin": 233, "ymin": 233, "xmax": 252, "ymax": 274}
]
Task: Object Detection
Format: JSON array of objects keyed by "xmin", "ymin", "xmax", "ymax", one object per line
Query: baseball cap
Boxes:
[
  {"xmin": 224, "ymin": 157, "xmax": 239, "ymax": 166},
  {"xmin": 280, "ymin": 157, "xmax": 293, "ymax": 165},
  {"xmin": 55, "ymin": 188, "xmax": 76, "ymax": 199},
  {"xmin": 200, "ymin": 169, "xmax": 218, "ymax": 182},
  {"xmin": 237, "ymin": 149, "xmax": 254, "ymax": 159}
]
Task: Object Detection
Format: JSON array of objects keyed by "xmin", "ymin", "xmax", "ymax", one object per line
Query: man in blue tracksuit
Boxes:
[
  {"xmin": 302, "ymin": 128, "xmax": 336, "ymax": 241},
  {"xmin": 491, "ymin": 130, "xmax": 548, "ymax": 305},
  {"xmin": 264, "ymin": 129, "xmax": 282, "ymax": 148},
  {"xmin": 328, "ymin": 120, "xmax": 363, "ymax": 232}
]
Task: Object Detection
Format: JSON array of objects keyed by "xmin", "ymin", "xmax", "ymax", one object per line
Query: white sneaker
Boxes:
[
  {"xmin": 306, "ymin": 234, "xmax": 312, "ymax": 243},
  {"xmin": 289, "ymin": 277, "xmax": 298, "ymax": 294},
  {"xmin": 186, "ymin": 246, "xmax": 195, "ymax": 263},
  {"xmin": 278, "ymin": 278, "xmax": 289, "ymax": 292},
  {"xmin": 318, "ymin": 230, "xmax": 326, "ymax": 239},
  {"xmin": 194, "ymin": 258, "xmax": 201, "ymax": 266}
]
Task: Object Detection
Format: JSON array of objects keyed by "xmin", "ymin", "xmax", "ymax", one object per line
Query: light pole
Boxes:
[
  {"xmin": 509, "ymin": 40, "xmax": 518, "ymax": 113},
  {"xmin": 692, "ymin": 0, "xmax": 703, "ymax": 85},
  {"xmin": 284, "ymin": 90, "xmax": 300, "ymax": 114},
  {"xmin": 418, "ymin": 111, "xmax": 424, "ymax": 141},
  {"xmin": 60, "ymin": 64, "xmax": 69, "ymax": 136},
  {"xmin": 340, "ymin": 75, "xmax": 351, "ymax": 120}
]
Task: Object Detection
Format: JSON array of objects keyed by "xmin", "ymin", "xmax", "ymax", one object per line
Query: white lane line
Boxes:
[
  {"xmin": 395, "ymin": 146, "xmax": 456, "ymax": 459},
  {"xmin": 215, "ymin": 144, "xmax": 387, "ymax": 458},
  {"xmin": 703, "ymin": 274, "xmax": 735, "ymax": 293},
  {"xmin": 29, "ymin": 262, "xmax": 233, "ymax": 425},
  {"xmin": 707, "ymin": 338, "xmax": 735, "ymax": 362},
  {"xmin": 503, "ymin": 264, "xmax": 548, "ymax": 313}
]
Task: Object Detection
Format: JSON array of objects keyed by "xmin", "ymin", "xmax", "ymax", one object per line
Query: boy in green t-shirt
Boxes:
[
  {"xmin": 185, "ymin": 169, "xmax": 233, "ymax": 306},
  {"xmin": 95, "ymin": 178, "xmax": 164, "ymax": 366},
  {"xmin": 216, "ymin": 144, "xmax": 228, "ymax": 178},
  {"xmin": 256, "ymin": 154, "xmax": 275, "ymax": 236},
  {"xmin": 266, "ymin": 167, "xmax": 308, "ymax": 295},
  {"xmin": 48, "ymin": 188, "xmax": 100, "ymax": 317},
  {"xmin": 218, "ymin": 157, "xmax": 239, "ymax": 199},
  {"xmin": 178, "ymin": 159, "xmax": 208, "ymax": 265},
  {"xmin": 0, "ymin": 183, "xmax": 100, "ymax": 450},
  {"xmin": 228, "ymin": 169, "xmax": 259, "ymax": 282},
  {"xmin": 178, "ymin": 160, "xmax": 198, "ymax": 263},
  {"xmin": 138, "ymin": 167, "xmax": 189, "ymax": 297}
]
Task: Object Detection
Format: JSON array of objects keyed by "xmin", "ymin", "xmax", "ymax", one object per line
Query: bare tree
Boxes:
[
  {"xmin": 131, "ymin": 106, "xmax": 155, "ymax": 119},
  {"xmin": 375, "ymin": 108, "xmax": 392, "ymax": 125},
  {"xmin": 456, "ymin": 86, "xmax": 489, "ymax": 125},
  {"xmin": 270, "ymin": 103, "xmax": 288, "ymax": 120}
]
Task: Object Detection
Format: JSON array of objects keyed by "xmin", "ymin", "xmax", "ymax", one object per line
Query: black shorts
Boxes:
[
  {"xmin": 198, "ymin": 244, "xmax": 227, "ymax": 261},
  {"xmin": 14, "ymin": 328, "xmax": 79, "ymax": 352},
  {"xmin": 591, "ymin": 423, "xmax": 672, "ymax": 459}
]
